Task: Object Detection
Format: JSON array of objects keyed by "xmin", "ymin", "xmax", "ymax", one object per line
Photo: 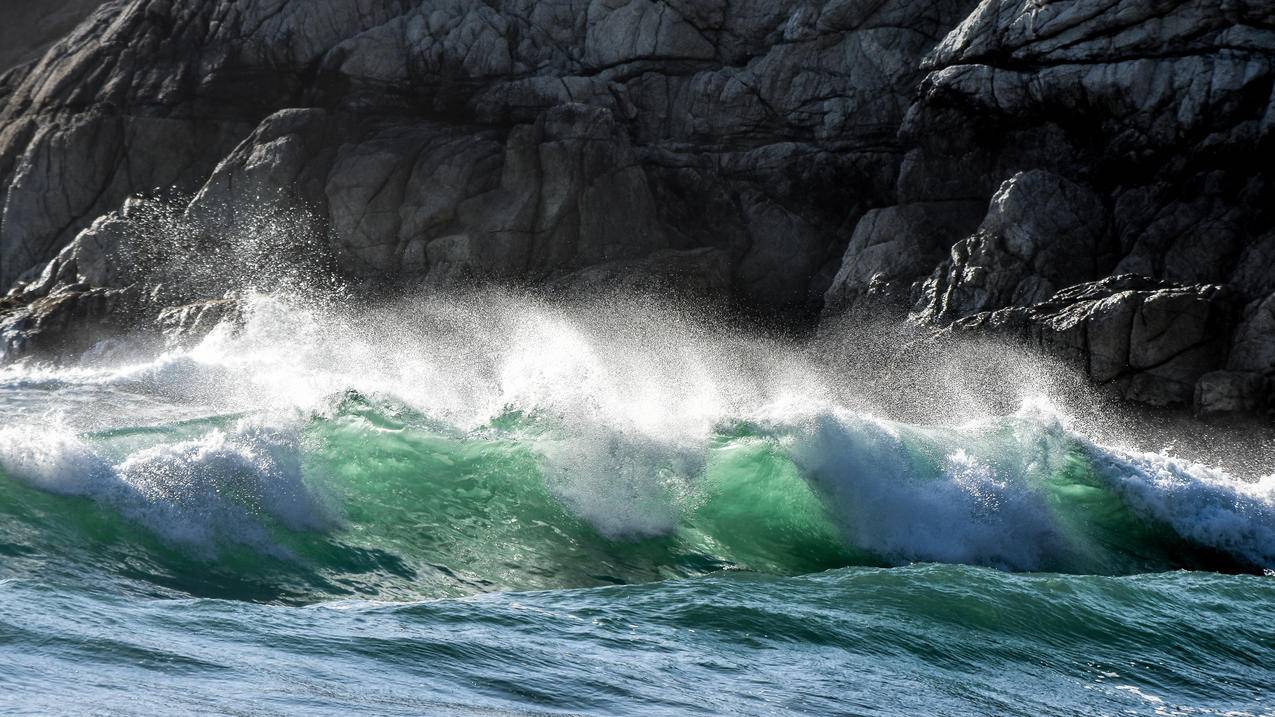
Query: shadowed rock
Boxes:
[
  {"xmin": 0, "ymin": 0, "xmax": 1272, "ymax": 417},
  {"xmin": 0, "ymin": 0, "xmax": 983, "ymax": 313},
  {"xmin": 943, "ymin": 276, "xmax": 1240, "ymax": 409}
]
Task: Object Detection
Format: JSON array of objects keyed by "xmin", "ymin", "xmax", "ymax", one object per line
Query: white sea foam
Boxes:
[
  {"xmin": 0, "ymin": 422, "xmax": 115, "ymax": 497},
  {"xmin": 780, "ymin": 406, "xmax": 1071, "ymax": 570},
  {"xmin": 774, "ymin": 402, "xmax": 1275, "ymax": 571},
  {"xmin": 1093, "ymin": 448, "xmax": 1275, "ymax": 568},
  {"xmin": 1, "ymin": 291, "xmax": 1271, "ymax": 573},
  {"xmin": 0, "ymin": 418, "xmax": 335, "ymax": 557}
]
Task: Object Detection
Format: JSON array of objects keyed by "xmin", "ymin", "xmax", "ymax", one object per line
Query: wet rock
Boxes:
[
  {"xmin": 899, "ymin": 0, "xmax": 1275, "ymax": 284},
  {"xmin": 156, "ymin": 296, "xmax": 243, "ymax": 345},
  {"xmin": 946, "ymin": 276, "xmax": 1240, "ymax": 409},
  {"xmin": 822, "ymin": 200, "xmax": 985, "ymax": 316},
  {"xmin": 811, "ymin": 0, "xmax": 1275, "ymax": 414},
  {"xmin": 1229, "ymin": 233, "xmax": 1275, "ymax": 303},
  {"xmin": 0, "ymin": 0, "xmax": 103, "ymax": 74},
  {"xmin": 0, "ymin": 0, "xmax": 1271, "ymax": 419},
  {"xmin": 548, "ymin": 247, "xmax": 732, "ymax": 300},
  {"xmin": 1229, "ymin": 293, "xmax": 1275, "ymax": 376},
  {"xmin": 0, "ymin": 0, "xmax": 983, "ymax": 314},
  {"xmin": 0, "ymin": 284, "xmax": 148, "ymax": 361}
]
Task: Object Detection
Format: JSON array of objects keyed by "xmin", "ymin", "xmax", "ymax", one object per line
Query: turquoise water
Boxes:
[
  {"xmin": 1, "ymin": 294, "xmax": 1272, "ymax": 715},
  {"xmin": 5, "ymin": 566, "xmax": 1273, "ymax": 716}
]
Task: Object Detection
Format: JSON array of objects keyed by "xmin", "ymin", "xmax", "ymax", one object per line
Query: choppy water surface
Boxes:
[{"xmin": 2, "ymin": 293, "xmax": 1272, "ymax": 715}]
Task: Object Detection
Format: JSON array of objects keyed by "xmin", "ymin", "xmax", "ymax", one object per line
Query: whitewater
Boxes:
[{"xmin": 2, "ymin": 290, "xmax": 1273, "ymax": 715}]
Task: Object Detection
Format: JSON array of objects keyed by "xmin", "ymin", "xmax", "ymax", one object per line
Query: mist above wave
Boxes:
[{"xmin": 0, "ymin": 290, "xmax": 1272, "ymax": 601}]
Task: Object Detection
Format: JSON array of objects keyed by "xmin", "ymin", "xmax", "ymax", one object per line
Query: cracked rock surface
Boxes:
[
  {"xmin": 0, "ymin": 0, "xmax": 1273, "ymax": 417},
  {"xmin": 824, "ymin": 0, "xmax": 1275, "ymax": 416},
  {"xmin": 0, "ymin": 0, "xmax": 979, "ymax": 307}
]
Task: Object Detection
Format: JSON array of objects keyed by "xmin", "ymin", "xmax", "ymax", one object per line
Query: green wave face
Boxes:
[
  {"xmin": 262, "ymin": 393, "xmax": 868, "ymax": 598},
  {"xmin": 0, "ymin": 394, "xmax": 859, "ymax": 602},
  {"xmin": 2, "ymin": 389, "xmax": 1270, "ymax": 605}
]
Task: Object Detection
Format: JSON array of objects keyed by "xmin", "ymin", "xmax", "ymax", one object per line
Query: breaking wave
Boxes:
[{"xmin": 0, "ymin": 292, "xmax": 1271, "ymax": 603}]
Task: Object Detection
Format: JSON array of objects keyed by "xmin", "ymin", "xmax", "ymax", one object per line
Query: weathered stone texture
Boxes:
[{"xmin": 1, "ymin": 0, "xmax": 1273, "ymax": 416}]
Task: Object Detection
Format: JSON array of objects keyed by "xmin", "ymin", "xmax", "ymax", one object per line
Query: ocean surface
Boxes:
[{"xmin": 1, "ymin": 293, "xmax": 1273, "ymax": 716}]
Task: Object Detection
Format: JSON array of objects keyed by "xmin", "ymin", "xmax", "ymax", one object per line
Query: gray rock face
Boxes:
[
  {"xmin": 817, "ymin": 0, "xmax": 1275, "ymax": 417},
  {"xmin": 549, "ymin": 247, "xmax": 732, "ymax": 299},
  {"xmin": 156, "ymin": 297, "xmax": 244, "ymax": 346},
  {"xmin": 1195, "ymin": 371, "xmax": 1271, "ymax": 418},
  {"xmin": 919, "ymin": 170, "xmax": 1116, "ymax": 320},
  {"xmin": 945, "ymin": 276, "xmax": 1240, "ymax": 408},
  {"xmin": 0, "ymin": 0, "xmax": 1272, "ymax": 418},
  {"xmin": 0, "ymin": 284, "xmax": 145, "ymax": 361},
  {"xmin": 823, "ymin": 200, "xmax": 985, "ymax": 316},
  {"xmin": 0, "ymin": 0, "xmax": 103, "ymax": 74},
  {"xmin": 1230, "ymin": 294, "xmax": 1275, "ymax": 376},
  {"xmin": 892, "ymin": 0, "xmax": 1275, "ymax": 306},
  {"xmin": 0, "ymin": 0, "xmax": 983, "ymax": 314}
]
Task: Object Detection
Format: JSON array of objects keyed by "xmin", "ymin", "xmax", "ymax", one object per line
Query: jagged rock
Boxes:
[
  {"xmin": 808, "ymin": 0, "xmax": 1275, "ymax": 415},
  {"xmin": 916, "ymin": 1, "xmax": 1275, "ymax": 163},
  {"xmin": 0, "ymin": 284, "xmax": 148, "ymax": 361},
  {"xmin": 0, "ymin": 0, "xmax": 103, "ymax": 74},
  {"xmin": 899, "ymin": 0, "xmax": 1275, "ymax": 275},
  {"xmin": 946, "ymin": 276, "xmax": 1240, "ymax": 408},
  {"xmin": 201, "ymin": 102, "xmax": 674, "ymax": 281},
  {"xmin": 0, "ymin": 0, "xmax": 983, "ymax": 314},
  {"xmin": 43, "ymin": 197, "xmax": 175, "ymax": 290},
  {"xmin": 0, "ymin": 111, "xmax": 252, "ymax": 288},
  {"xmin": 918, "ymin": 170, "xmax": 1116, "ymax": 320},
  {"xmin": 156, "ymin": 297, "xmax": 244, "ymax": 345},
  {"xmin": 1230, "ymin": 233, "xmax": 1275, "ymax": 302},
  {"xmin": 860, "ymin": 0, "xmax": 1272, "ymax": 306},
  {"xmin": 1230, "ymin": 293, "xmax": 1275, "ymax": 376},
  {"xmin": 823, "ymin": 200, "xmax": 984, "ymax": 316},
  {"xmin": 0, "ymin": 0, "xmax": 1272, "ymax": 420},
  {"xmin": 184, "ymin": 108, "xmax": 345, "ymax": 233},
  {"xmin": 0, "ymin": 283, "xmax": 245, "ymax": 363}
]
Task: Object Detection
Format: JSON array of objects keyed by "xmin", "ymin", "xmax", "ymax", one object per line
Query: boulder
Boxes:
[
  {"xmin": 1229, "ymin": 293, "xmax": 1275, "ymax": 376},
  {"xmin": 156, "ymin": 297, "xmax": 244, "ymax": 346},
  {"xmin": 0, "ymin": 284, "xmax": 147, "ymax": 361},
  {"xmin": 823, "ymin": 200, "xmax": 985, "ymax": 316},
  {"xmin": 945, "ymin": 276, "xmax": 1240, "ymax": 409}
]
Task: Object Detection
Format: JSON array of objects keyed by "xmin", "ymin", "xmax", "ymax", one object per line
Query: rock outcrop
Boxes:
[
  {"xmin": 0, "ymin": 0, "xmax": 1272, "ymax": 417},
  {"xmin": 823, "ymin": 0, "xmax": 1275, "ymax": 416},
  {"xmin": 0, "ymin": 283, "xmax": 146, "ymax": 359},
  {"xmin": 916, "ymin": 170, "xmax": 1118, "ymax": 320},
  {"xmin": 0, "ymin": 0, "xmax": 982, "ymax": 311},
  {"xmin": 941, "ymin": 276, "xmax": 1243, "ymax": 409}
]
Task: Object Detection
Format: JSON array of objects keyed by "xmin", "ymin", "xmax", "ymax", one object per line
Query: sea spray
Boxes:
[
  {"xmin": 1, "ymin": 292, "xmax": 1272, "ymax": 604},
  {"xmin": 2, "ymin": 289, "xmax": 1274, "ymax": 717}
]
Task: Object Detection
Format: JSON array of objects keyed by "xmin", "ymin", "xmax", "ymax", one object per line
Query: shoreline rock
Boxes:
[{"xmin": 0, "ymin": 0, "xmax": 1271, "ymax": 419}]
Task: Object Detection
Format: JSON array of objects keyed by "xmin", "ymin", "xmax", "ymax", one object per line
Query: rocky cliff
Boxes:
[
  {"xmin": 0, "ymin": 0, "xmax": 104, "ymax": 74},
  {"xmin": 0, "ymin": 0, "xmax": 1272, "ymax": 418},
  {"xmin": 825, "ymin": 0, "xmax": 1275, "ymax": 415}
]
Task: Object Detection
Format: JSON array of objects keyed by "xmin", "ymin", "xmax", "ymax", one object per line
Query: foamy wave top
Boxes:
[{"xmin": 0, "ymin": 418, "xmax": 336, "ymax": 557}]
